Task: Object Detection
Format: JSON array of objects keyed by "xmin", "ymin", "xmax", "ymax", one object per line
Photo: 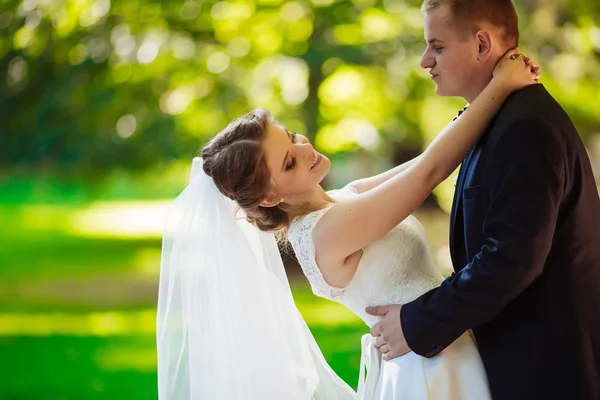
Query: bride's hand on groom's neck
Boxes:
[{"xmin": 492, "ymin": 48, "xmax": 541, "ymax": 93}]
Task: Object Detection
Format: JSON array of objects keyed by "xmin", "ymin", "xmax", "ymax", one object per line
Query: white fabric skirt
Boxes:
[{"xmin": 358, "ymin": 331, "xmax": 491, "ymax": 400}]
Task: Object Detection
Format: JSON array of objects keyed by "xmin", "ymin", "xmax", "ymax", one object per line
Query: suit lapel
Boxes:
[{"xmin": 449, "ymin": 147, "xmax": 476, "ymax": 268}]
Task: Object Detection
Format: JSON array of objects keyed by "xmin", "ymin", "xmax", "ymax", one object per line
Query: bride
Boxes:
[{"xmin": 157, "ymin": 50, "xmax": 539, "ymax": 399}]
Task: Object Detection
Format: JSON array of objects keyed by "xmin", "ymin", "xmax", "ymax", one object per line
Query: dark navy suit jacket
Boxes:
[{"xmin": 401, "ymin": 84, "xmax": 600, "ymax": 399}]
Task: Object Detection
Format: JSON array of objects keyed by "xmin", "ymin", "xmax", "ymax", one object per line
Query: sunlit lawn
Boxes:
[
  {"xmin": 0, "ymin": 310, "xmax": 365, "ymax": 400},
  {"xmin": 0, "ymin": 192, "xmax": 452, "ymax": 400},
  {"xmin": 0, "ymin": 200, "xmax": 370, "ymax": 400}
]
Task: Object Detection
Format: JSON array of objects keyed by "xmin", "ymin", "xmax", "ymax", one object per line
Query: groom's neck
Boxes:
[
  {"xmin": 462, "ymin": 79, "xmax": 490, "ymax": 104},
  {"xmin": 464, "ymin": 51, "xmax": 508, "ymax": 103}
]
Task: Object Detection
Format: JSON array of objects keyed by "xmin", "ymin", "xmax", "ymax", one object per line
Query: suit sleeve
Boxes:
[{"xmin": 400, "ymin": 117, "xmax": 565, "ymax": 357}]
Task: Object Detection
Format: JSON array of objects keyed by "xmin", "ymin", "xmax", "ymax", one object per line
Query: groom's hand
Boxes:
[{"xmin": 366, "ymin": 304, "xmax": 411, "ymax": 360}]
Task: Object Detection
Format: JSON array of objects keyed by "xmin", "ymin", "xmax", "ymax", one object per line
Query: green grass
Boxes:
[
  {"xmin": 0, "ymin": 335, "xmax": 158, "ymax": 400},
  {"xmin": 0, "ymin": 200, "xmax": 371, "ymax": 399},
  {"xmin": 0, "ymin": 329, "xmax": 365, "ymax": 400},
  {"xmin": 0, "ymin": 194, "xmax": 451, "ymax": 399}
]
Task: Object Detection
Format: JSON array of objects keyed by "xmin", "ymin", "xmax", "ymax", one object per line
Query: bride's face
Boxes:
[{"xmin": 261, "ymin": 122, "xmax": 330, "ymax": 201}]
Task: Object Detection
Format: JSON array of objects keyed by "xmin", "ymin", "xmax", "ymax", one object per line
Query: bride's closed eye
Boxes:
[
  {"xmin": 285, "ymin": 132, "xmax": 298, "ymax": 171},
  {"xmin": 285, "ymin": 156, "xmax": 296, "ymax": 171}
]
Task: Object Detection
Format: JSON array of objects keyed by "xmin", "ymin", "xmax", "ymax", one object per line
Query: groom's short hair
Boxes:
[{"xmin": 421, "ymin": 0, "xmax": 519, "ymax": 46}]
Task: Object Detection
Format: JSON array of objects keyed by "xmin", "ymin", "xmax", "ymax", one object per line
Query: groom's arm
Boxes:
[{"xmin": 400, "ymin": 117, "xmax": 565, "ymax": 357}]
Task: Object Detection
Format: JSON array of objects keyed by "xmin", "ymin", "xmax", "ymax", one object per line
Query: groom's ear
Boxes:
[{"xmin": 476, "ymin": 30, "xmax": 493, "ymax": 63}]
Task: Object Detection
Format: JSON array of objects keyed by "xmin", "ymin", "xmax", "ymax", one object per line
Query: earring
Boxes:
[{"xmin": 279, "ymin": 198, "xmax": 285, "ymax": 204}]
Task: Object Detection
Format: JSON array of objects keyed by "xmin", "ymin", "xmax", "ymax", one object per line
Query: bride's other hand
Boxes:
[{"xmin": 492, "ymin": 48, "xmax": 540, "ymax": 92}]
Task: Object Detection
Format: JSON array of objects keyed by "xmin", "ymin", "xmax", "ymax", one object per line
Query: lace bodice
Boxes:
[{"xmin": 288, "ymin": 185, "xmax": 444, "ymax": 327}]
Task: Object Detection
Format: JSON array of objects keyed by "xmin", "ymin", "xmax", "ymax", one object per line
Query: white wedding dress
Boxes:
[{"xmin": 288, "ymin": 185, "xmax": 491, "ymax": 400}]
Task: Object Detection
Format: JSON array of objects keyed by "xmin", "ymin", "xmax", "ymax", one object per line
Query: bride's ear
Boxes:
[{"xmin": 260, "ymin": 193, "xmax": 283, "ymax": 208}]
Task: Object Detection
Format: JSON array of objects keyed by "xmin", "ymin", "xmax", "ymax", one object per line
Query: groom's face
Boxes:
[{"xmin": 420, "ymin": 4, "xmax": 481, "ymax": 99}]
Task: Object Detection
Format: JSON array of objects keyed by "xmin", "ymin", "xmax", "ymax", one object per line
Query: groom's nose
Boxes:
[{"xmin": 420, "ymin": 50, "xmax": 434, "ymax": 69}]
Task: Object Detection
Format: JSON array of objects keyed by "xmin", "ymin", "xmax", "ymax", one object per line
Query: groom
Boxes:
[{"xmin": 367, "ymin": 0, "xmax": 600, "ymax": 399}]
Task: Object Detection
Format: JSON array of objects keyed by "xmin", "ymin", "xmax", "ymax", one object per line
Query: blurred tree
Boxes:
[{"xmin": 0, "ymin": 0, "xmax": 598, "ymax": 206}]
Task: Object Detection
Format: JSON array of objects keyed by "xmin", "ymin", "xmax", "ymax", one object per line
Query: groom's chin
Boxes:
[{"xmin": 434, "ymin": 85, "xmax": 455, "ymax": 97}]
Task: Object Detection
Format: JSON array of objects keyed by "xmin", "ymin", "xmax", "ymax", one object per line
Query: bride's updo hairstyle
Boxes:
[{"xmin": 201, "ymin": 108, "xmax": 291, "ymax": 232}]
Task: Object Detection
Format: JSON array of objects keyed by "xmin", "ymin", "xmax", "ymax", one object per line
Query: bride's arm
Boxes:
[
  {"xmin": 315, "ymin": 52, "xmax": 538, "ymax": 261},
  {"xmin": 349, "ymin": 156, "xmax": 421, "ymax": 194}
]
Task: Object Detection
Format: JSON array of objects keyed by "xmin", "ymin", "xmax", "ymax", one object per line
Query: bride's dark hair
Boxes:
[{"xmin": 201, "ymin": 108, "xmax": 292, "ymax": 232}]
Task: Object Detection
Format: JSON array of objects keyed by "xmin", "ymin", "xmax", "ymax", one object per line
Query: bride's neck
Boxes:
[{"xmin": 284, "ymin": 185, "xmax": 334, "ymax": 219}]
